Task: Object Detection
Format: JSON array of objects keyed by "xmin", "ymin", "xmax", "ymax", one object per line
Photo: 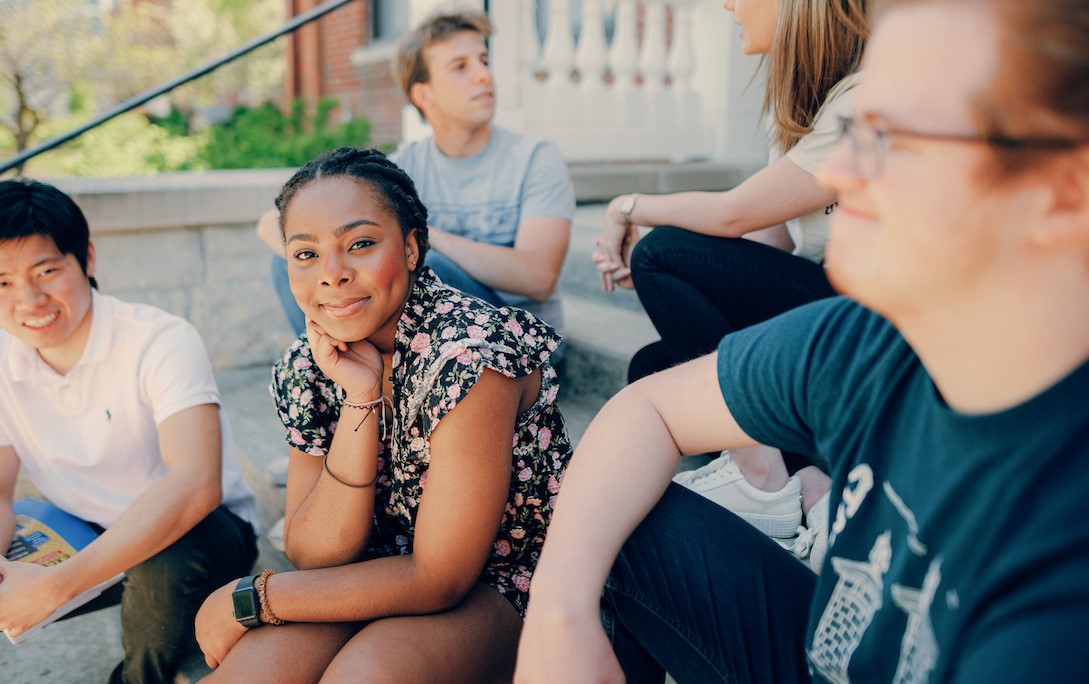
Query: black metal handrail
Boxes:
[{"xmin": 0, "ymin": 0, "xmax": 358, "ymax": 176}]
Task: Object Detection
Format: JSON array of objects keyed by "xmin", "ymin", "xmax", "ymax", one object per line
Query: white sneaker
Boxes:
[
  {"xmin": 267, "ymin": 456, "xmax": 290, "ymax": 487},
  {"xmin": 806, "ymin": 490, "xmax": 830, "ymax": 573},
  {"xmin": 674, "ymin": 452, "xmax": 802, "ymax": 538},
  {"xmin": 267, "ymin": 516, "xmax": 286, "ymax": 552},
  {"xmin": 776, "ymin": 490, "xmax": 830, "ymax": 574}
]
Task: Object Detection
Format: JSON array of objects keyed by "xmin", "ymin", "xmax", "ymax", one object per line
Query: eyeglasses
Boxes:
[{"xmin": 834, "ymin": 115, "xmax": 1086, "ymax": 179}]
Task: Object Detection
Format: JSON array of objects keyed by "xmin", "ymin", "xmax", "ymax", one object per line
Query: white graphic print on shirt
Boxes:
[{"xmin": 810, "ymin": 464, "xmax": 949, "ymax": 683}]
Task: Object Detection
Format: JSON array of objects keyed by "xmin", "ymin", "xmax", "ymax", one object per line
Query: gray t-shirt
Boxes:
[{"xmin": 389, "ymin": 126, "xmax": 576, "ymax": 334}]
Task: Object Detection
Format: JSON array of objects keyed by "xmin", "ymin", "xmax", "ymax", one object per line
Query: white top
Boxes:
[
  {"xmin": 770, "ymin": 70, "xmax": 863, "ymax": 263},
  {"xmin": 0, "ymin": 291, "xmax": 257, "ymax": 530}
]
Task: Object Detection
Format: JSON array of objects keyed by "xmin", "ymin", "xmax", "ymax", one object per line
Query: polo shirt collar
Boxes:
[{"xmin": 5, "ymin": 289, "xmax": 113, "ymax": 383}]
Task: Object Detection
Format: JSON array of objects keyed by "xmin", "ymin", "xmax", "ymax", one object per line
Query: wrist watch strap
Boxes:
[{"xmin": 620, "ymin": 193, "xmax": 642, "ymax": 225}]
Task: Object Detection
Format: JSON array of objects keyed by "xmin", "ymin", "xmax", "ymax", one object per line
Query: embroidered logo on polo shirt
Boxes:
[{"xmin": 105, "ymin": 408, "xmax": 112, "ymax": 423}]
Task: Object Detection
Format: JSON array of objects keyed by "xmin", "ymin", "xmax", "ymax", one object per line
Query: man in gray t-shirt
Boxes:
[{"xmin": 390, "ymin": 9, "xmax": 574, "ymax": 347}]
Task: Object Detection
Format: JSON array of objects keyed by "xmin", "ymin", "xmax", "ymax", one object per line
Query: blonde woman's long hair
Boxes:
[{"xmin": 765, "ymin": 0, "xmax": 869, "ymax": 152}]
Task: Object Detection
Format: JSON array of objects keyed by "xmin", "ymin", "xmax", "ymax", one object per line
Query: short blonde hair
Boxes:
[{"xmin": 394, "ymin": 8, "xmax": 492, "ymax": 119}]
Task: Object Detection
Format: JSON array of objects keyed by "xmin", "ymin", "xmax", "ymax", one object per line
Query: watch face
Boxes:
[
  {"xmin": 232, "ymin": 589, "xmax": 258, "ymax": 622},
  {"xmin": 232, "ymin": 577, "xmax": 261, "ymax": 627}
]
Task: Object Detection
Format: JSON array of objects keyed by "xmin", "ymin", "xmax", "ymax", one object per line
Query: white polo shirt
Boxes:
[{"xmin": 0, "ymin": 290, "xmax": 257, "ymax": 530}]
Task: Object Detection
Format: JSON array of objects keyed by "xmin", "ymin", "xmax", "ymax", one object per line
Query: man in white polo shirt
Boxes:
[{"xmin": 0, "ymin": 178, "xmax": 258, "ymax": 684}]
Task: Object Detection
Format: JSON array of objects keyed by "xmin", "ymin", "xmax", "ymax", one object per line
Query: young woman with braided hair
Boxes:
[{"xmin": 195, "ymin": 147, "xmax": 571, "ymax": 682}]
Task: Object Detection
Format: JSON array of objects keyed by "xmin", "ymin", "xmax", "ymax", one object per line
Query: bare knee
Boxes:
[
  {"xmin": 321, "ymin": 585, "xmax": 521, "ymax": 684},
  {"xmin": 209, "ymin": 622, "xmax": 361, "ymax": 684}
]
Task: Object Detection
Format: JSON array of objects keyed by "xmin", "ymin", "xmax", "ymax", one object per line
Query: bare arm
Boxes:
[
  {"xmin": 0, "ymin": 404, "xmax": 223, "ymax": 636},
  {"xmin": 0, "ymin": 446, "xmax": 19, "ymax": 553},
  {"xmin": 515, "ymin": 352, "xmax": 759, "ymax": 683},
  {"xmin": 427, "ymin": 216, "xmax": 571, "ymax": 302},
  {"xmin": 256, "ymin": 208, "xmax": 285, "ymax": 255},
  {"xmin": 281, "ymin": 319, "xmax": 386, "ymax": 569},
  {"xmin": 281, "ymin": 416, "xmax": 379, "ymax": 569},
  {"xmin": 596, "ymin": 156, "xmax": 835, "ymax": 279}
]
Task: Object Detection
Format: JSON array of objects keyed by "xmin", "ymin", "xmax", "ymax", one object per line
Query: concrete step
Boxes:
[
  {"xmin": 561, "ymin": 295, "xmax": 657, "ymax": 405},
  {"xmin": 569, "ymin": 160, "xmax": 758, "ymax": 203}
]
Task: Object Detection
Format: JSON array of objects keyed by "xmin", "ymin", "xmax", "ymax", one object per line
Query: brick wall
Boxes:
[{"xmin": 283, "ymin": 0, "xmax": 404, "ymax": 148}]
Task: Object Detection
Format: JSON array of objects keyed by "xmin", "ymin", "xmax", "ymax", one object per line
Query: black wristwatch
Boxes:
[{"xmin": 231, "ymin": 575, "xmax": 261, "ymax": 628}]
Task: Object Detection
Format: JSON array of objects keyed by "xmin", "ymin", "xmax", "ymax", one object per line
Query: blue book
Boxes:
[{"xmin": 4, "ymin": 498, "xmax": 125, "ymax": 644}]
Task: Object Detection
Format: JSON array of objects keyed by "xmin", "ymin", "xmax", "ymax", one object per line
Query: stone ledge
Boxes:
[{"xmin": 52, "ymin": 169, "xmax": 292, "ymax": 233}]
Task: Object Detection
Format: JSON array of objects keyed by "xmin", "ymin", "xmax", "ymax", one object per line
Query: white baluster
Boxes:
[
  {"xmin": 668, "ymin": 0, "xmax": 701, "ymax": 131},
  {"xmin": 609, "ymin": 0, "xmax": 643, "ymax": 126},
  {"xmin": 575, "ymin": 0, "xmax": 608, "ymax": 85},
  {"xmin": 540, "ymin": 0, "xmax": 576, "ymax": 81},
  {"xmin": 640, "ymin": 0, "xmax": 671, "ymax": 126},
  {"xmin": 609, "ymin": 0, "xmax": 639, "ymax": 87},
  {"xmin": 518, "ymin": 0, "xmax": 543, "ymax": 77},
  {"xmin": 520, "ymin": 0, "xmax": 548, "ymax": 126},
  {"xmin": 640, "ymin": 1, "xmax": 668, "ymax": 88},
  {"xmin": 539, "ymin": 0, "xmax": 579, "ymax": 125},
  {"xmin": 575, "ymin": 0, "xmax": 610, "ymax": 126}
]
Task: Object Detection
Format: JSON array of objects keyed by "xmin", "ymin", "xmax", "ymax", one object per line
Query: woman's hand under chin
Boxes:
[{"xmin": 305, "ymin": 319, "xmax": 384, "ymax": 402}]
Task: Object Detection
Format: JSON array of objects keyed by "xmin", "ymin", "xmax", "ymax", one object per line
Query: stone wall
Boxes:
[{"xmin": 52, "ymin": 170, "xmax": 299, "ymax": 371}]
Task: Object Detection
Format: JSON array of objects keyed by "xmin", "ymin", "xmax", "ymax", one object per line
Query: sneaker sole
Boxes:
[{"xmin": 736, "ymin": 509, "xmax": 803, "ymax": 539}]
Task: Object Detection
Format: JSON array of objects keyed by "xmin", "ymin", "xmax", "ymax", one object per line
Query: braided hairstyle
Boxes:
[
  {"xmin": 275, "ymin": 147, "xmax": 430, "ymax": 273},
  {"xmin": 0, "ymin": 178, "xmax": 98, "ymax": 289}
]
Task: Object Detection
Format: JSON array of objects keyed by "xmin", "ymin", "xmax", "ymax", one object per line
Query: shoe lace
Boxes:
[
  {"xmin": 776, "ymin": 525, "xmax": 815, "ymax": 560},
  {"xmin": 687, "ymin": 459, "xmax": 741, "ymax": 487}
]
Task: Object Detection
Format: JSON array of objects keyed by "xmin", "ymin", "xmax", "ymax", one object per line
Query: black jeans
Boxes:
[
  {"xmin": 629, "ymin": 228, "xmax": 836, "ymax": 473},
  {"xmin": 603, "ymin": 484, "xmax": 816, "ymax": 684},
  {"xmin": 86, "ymin": 505, "xmax": 257, "ymax": 684},
  {"xmin": 628, "ymin": 227, "xmax": 836, "ymax": 382}
]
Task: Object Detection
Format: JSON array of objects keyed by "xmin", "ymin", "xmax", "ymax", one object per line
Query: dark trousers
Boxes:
[
  {"xmin": 628, "ymin": 227, "xmax": 837, "ymax": 381},
  {"xmin": 83, "ymin": 505, "xmax": 257, "ymax": 684},
  {"xmin": 629, "ymin": 228, "xmax": 836, "ymax": 472},
  {"xmin": 603, "ymin": 484, "xmax": 816, "ymax": 684}
]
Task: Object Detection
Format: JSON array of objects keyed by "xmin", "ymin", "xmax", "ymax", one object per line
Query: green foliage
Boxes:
[
  {"xmin": 200, "ymin": 98, "xmax": 371, "ymax": 170},
  {"xmin": 25, "ymin": 112, "xmax": 206, "ymax": 177},
  {"xmin": 149, "ymin": 108, "xmax": 192, "ymax": 138},
  {"xmin": 7, "ymin": 96, "xmax": 372, "ymax": 177}
]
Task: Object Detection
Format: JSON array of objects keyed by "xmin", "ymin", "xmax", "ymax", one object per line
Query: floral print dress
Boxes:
[{"xmin": 271, "ymin": 268, "xmax": 572, "ymax": 617}]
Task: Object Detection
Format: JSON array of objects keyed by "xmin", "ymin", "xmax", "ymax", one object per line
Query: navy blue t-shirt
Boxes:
[{"xmin": 718, "ymin": 297, "xmax": 1089, "ymax": 683}]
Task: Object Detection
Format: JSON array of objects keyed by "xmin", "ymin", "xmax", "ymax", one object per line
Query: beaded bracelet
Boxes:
[
  {"xmin": 342, "ymin": 397, "xmax": 382, "ymax": 432},
  {"xmin": 254, "ymin": 568, "xmax": 286, "ymax": 626},
  {"xmin": 342, "ymin": 397, "xmax": 384, "ymax": 411},
  {"xmin": 341, "ymin": 396, "xmax": 393, "ymax": 438}
]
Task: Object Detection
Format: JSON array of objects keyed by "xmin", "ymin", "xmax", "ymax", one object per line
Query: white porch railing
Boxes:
[{"xmin": 404, "ymin": 0, "xmax": 768, "ymax": 165}]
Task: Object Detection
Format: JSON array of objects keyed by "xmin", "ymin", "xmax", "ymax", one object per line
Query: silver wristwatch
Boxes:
[{"xmin": 619, "ymin": 193, "xmax": 642, "ymax": 225}]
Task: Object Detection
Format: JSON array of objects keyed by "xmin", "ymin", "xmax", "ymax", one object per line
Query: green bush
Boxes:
[
  {"xmin": 5, "ymin": 97, "xmax": 372, "ymax": 176},
  {"xmin": 25, "ymin": 112, "xmax": 206, "ymax": 177},
  {"xmin": 200, "ymin": 97, "xmax": 371, "ymax": 169}
]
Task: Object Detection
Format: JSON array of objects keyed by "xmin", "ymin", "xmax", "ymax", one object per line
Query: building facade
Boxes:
[{"xmin": 285, "ymin": 0, "xmax": 766, "ymax": 164}]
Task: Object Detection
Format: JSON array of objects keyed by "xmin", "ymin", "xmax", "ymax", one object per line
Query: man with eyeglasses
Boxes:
[{"xmin": 514, "ymin": 0, "xmax": 1089, "ymax": 682}]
